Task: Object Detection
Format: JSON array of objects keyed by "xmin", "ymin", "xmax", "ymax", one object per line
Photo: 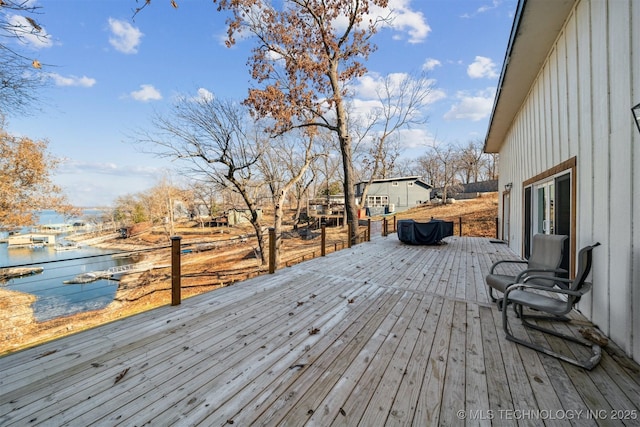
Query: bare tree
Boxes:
[
  {"xmin": 257, "ymin": 129, "xmax": 319, "ymax": 267},
  {"xmin": 314, "ymin": 133, "xmax": 343, "ymax": 203},
  {"xmin": 189, "ymin": 181, "xmax": 221, "ymax": 226},
  {"xmin": 136, "ymin": 96, "xmax": 269, "ymax": 264},
  {"xmin": 141, "ymin": 175, "xmax": 186, "ymax": 238},
  {"xmin": 290, "ymin": 165, "xmax": 316, "ymax": 228},
  {"xmin": 457, "ymin": 140, "xmax": 486, "ymax": 184},
  {"xmin": 419, "ymin": 142, "xmax": 462, "ymax": 204},
  {"xmin": 485, "ymin": 152, "xmax": 499, "ymax": 181},
  {"xmin": 393, "ymin": 158, "xmax": 421, "ymax": 177},
  {"xmin": 209, "ymin": 0, "xmax": 390, "ymax": 245},
  {"xmin": 352, "ymin": 71, "xmax": 434, "ymax": 209},
  {"xmin": 416, "ymin": 153, "xmax": 439, "ymax": 189},
  {"xmin": 0, "ymin": 1, "xmax": 49, "ymax": 116}
]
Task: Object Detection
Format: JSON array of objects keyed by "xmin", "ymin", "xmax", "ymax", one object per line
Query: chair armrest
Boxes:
[
  {"xmin": 511, "ymin": 277, "xmax": 592, "ymax": 297},
  {"xmin": 489, "ymin": 259, "xmax": 527, "ymax": 274},
  {"xmin": 514, "ymin": 268, "xmax": 568, "ymax": 283}
]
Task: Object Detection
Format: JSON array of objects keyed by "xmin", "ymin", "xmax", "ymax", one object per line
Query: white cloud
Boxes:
[
  {"xmin": 422, "ymin": 58, "xmax": 441, "ymax": 71},
  {"xmin": 352, "ymin": 73, "xmax": 383, "ymax": 99},
  {"xmin": 385, "ymin": 0, "xmax": 431, "ymax": 43},
  {"xmin": 192, "ymin": 88, "xmax": 214, "ymax": 103},
  {"xmin": 395, "ymin": 127, "xmax": 436, "ymax": 149},
  {"xmin": 108, "ymin": 18, "xmax": 143, "ymax": 54},
  {"xmin": 467, "ymin": 56, "xmax": 498, "ymax": 79},
  {"xmin": 49, "ymin": 73, "xmax": 96, "ymax": 87},
  {"xmin": 461, "ymin": 0, "xmax": 501, "ymax": 19},
  {"xmin": 477, "ymin": 0, "xmax": 501, "ymax": 14},
  {"xmin": 130, "ymin": 84, "xmax": 162, "ymax": 102},
  {"xmin": 59, "ymin": 160, "xmax": 160, "ymax": 177},
  {"xmin": 346, "ymin": 72, "xmax": 445, "ymax": 139},
  {"xmin": 349, "ymin": 97, "xmax": 385, "ymax": 123},
  {"xmin": 8, "ymin": 14, "xmax": 53, "ymax": 49},
  {"xmin": 352, "ymin": 72, "xmax": 445, "ymax": 106},
  {"xmin": 333, "ymin": 0, "xmax": 430, "ymax": 44},
  {"xmin": 444, "ymin": 88, "xmax": 496, "ymax": 121}
]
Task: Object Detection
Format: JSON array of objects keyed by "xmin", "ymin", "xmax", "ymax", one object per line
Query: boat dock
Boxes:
[{"xmin": 6, "ymin": 234, "xmax": 56, "ymax": 249}]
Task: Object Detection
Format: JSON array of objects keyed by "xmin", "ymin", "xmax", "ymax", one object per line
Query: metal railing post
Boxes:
[
  {"xmin": 367, "ymin": 219, "xmax": 371, "ymax": 242},
  {"xmin": 171, "ymin": 236, "xmax": 182, "ymax": 306},
  {"xmin": 459, "ymin": 216, "xmax": 462, "ymax": 237},
  {"xmin": 268, "ymin": 228, "xmax": 276, "ymax": 274},
  {"xmin": 347, "ymin": 222, "xmax": 352, "ymax": 248},
  {"xmin": 321, "ymin": 223, "xmax": 326, "ymax": 256}
]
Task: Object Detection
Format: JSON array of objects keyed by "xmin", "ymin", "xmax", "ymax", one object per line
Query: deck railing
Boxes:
[{"xmin": 1, "ymin": 214, "xmax": 497, "ymax": 354}]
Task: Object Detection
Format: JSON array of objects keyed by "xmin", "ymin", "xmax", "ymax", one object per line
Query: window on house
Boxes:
[{"xmin": 366, "ymin": 195, "xmax": 389, "ymax": 207}]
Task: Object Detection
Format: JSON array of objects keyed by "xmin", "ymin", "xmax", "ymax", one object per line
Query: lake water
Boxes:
[{"xmin": 1, "ymin": 210, "xmax": 134, "ymax": 321}]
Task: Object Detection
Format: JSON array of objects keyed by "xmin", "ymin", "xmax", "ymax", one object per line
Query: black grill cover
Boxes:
[{"xmin": 397, "ymin": 219, "xmax": 454, "ymax": 245}]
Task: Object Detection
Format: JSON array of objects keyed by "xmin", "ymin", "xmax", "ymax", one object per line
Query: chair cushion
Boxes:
[
  {"xmin": 507, "ymin": 289, "xmax": 570, "ymax": 316},
  {"xmin": 486, "ymin": 274, "xmax": 515, "ymax": 293}
]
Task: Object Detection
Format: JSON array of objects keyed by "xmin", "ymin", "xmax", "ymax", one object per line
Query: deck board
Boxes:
[{"xmin": 1, "ymin": 236, "xmax": 639, "ymax": 426}]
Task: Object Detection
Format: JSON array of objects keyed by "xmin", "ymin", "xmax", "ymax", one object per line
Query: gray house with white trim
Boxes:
[{"xmin": 355, "ymin": 176, "xmax": 432, "ymax": 214}]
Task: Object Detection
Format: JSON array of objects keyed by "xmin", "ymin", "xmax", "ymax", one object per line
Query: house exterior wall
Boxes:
[
  {"xmin": 497, "ymin": 0, "xmax": 640, "ymax": 361},
  {"xmin": 363, "ymin": 180, "xmax": 431, "ymax": 211}
]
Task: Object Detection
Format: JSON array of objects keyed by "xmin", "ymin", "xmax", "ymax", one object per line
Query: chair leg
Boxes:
[
  {"xmin": 489, "ymin": 286, "xmax": 497, "ymax": 302},
  {"xmin": 502, "ymin": 305, "xmax": 601, "ymax": 370}
]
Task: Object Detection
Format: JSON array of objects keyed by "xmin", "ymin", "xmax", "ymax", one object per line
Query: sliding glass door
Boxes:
[
  {"xmin": 525, "ymin": 171, "xmax": 572, "ymax": 273},
  {"xmin": 534, "ymin": 180, "xmax": 555, "ymax": 235}
]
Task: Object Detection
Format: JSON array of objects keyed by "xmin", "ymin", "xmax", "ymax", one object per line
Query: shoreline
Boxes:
[{"xmin": 0, "ymin": 227, "xmax": 256, "ymax": 355}]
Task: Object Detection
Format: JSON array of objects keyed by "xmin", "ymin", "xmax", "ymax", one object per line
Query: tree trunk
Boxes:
[
  {"xmin": 250, "ymin": 215, "xmax": 267, "ymax": 265},
  {"xmin": 339, "ymin": 135, "xmax": 359, "ymax": 244}
]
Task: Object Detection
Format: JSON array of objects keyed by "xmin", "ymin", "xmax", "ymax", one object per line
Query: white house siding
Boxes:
[{"xmin": 496, "ymin": 0, "xmax": 640, "ymax": 361}]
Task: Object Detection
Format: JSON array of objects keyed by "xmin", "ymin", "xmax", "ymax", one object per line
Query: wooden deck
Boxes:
[{"xmin": 1, "ymin": 236, "xmax": 639, "ymax": 426}]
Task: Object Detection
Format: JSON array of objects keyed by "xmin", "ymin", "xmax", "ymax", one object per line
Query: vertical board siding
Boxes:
[
  {"xmin": 557, "ymin": 33, "xmax": 569, "ymax": 161},
  {"xmin": 566, "ymin": 15, "xmax": 579, "ymax": 154},
  {"xmin": 549, "ymin": 48, "xmax": 561, "ymax": 163},
  {"xmin": 632, "ymin": 0, "xmax": 640, "ymax": 362},
  {"xmin": 585, "ymin": 0, "xmax": 611, "ymax": 345},
  {"xmin": 498, "ymin": 0, "xmax": 639, "ymax": 361},
  {"xmin": 587, "ymin": 0, "xmax": 611, "ymax": 335},
  {"xmin": 576, "ymin": 0, "xmax": 595, "ymax": 319},
  {"xmin": 607, "ymin": 0, "xmax": 633, "ymax": 353}
]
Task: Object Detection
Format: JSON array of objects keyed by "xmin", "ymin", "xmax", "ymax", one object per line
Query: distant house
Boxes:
[
  {"xmin": 355, "ymin": 176, "xmax": 432, "ymax": 214},
  {"xmin": 485, "ymin": 0, "xmax": 640, "ymax": 362}
]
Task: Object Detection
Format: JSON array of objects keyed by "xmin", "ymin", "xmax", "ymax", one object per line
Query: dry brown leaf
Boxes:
[{"xmin": 114, "ymin": 367, "xmax": 130, "ymax": 384}]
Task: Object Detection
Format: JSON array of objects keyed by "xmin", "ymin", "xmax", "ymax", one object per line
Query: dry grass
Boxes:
[
  {"xmin": 0, "ymin": 193, "xmax": 498, "ymax": 354},
  {"xmin": 392, "ymin": 192, "xmax": 499, "ymax": 237}
]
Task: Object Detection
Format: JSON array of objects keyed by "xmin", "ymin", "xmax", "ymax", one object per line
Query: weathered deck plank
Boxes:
[{"xmin": 1, "ymin": 236, "xmax": 639, "ymax": 427}]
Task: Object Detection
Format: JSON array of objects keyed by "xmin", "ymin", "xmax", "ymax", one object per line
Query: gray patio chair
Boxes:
[
  {"xmin": 501, "ymin": 242, "xmax": 601, "ymax": 370},
  {"xmin": 486, "ymin": 234, "xmax": 568, "ymax": 308}
]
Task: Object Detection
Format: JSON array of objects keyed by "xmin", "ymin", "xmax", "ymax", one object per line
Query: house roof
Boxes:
[
  {"xmin": 357, "ymin": 176, "xmax": 431, "ymax": 188},
  {"xmin": 483, "ymin": 0, "xmax": 577, "ymax": 153}
]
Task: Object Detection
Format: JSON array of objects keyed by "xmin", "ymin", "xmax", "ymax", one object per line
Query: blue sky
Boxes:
[{"xmin": 5, "ymin": 0, "xmax": 516, "ymax": 207}]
